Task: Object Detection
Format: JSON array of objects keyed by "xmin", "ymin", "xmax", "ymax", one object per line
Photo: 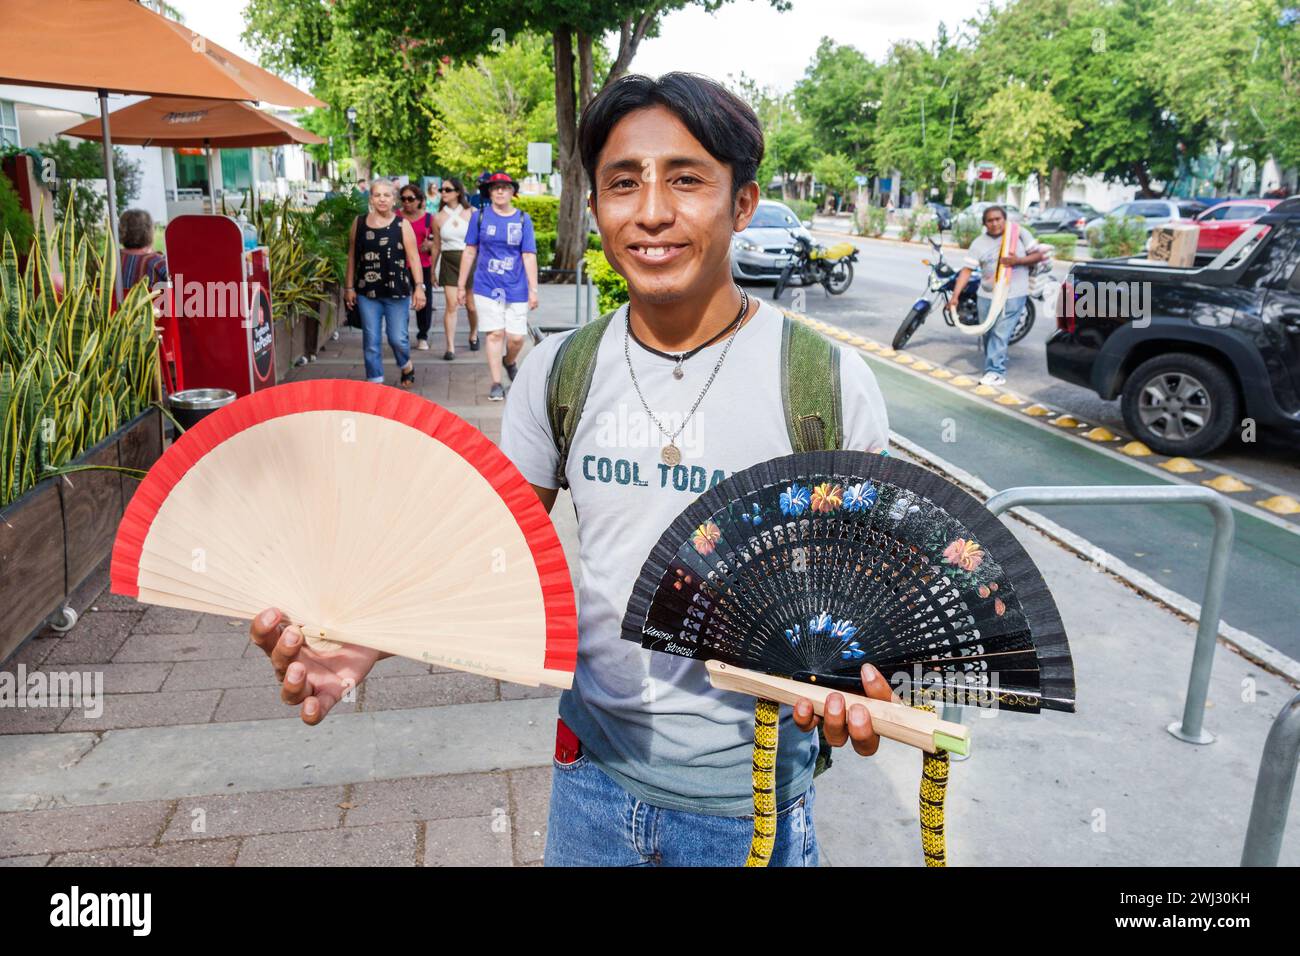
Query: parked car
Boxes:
[
  {"xmin": 1193, "ymin": 199, "xmax": 1282, "ymax": 252},
  {"xmin": 1027, "ymin": 203, "xmax": 1101, "ymax": 237},
  {"xmin": 1047, "ymin": 198, "xmax": 1300, "ymax": 456},
  {"xmin": 1084, "ymin": 199, "xmax": 1207, "ymax": 236},
  {"xmin": 731, "ymin": 199, "xmax": 813, "ymax": 282}
]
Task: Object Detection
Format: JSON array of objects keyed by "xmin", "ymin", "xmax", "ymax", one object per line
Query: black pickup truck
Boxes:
[{"xmin": 1047, "ymin": 198, "xmax": 1300, "ymax": 456}]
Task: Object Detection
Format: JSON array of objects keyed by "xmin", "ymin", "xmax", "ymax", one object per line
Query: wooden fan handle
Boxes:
[{"xmin": 704, "ymin": 660, "xmax": 970, "ymax": 755}]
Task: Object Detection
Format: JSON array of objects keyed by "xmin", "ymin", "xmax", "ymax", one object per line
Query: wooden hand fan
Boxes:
[
  {"xmin": 622, "ymin": 450, "xmax": 1075, "ymax": 866},
  {"xmin": 111, "ymin": 380, "xmax": 577, "ymax": 688}
]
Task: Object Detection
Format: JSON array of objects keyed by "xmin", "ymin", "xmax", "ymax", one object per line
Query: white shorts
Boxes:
[{"xmin": 474, "ymin": 294, "xmax": 529, "ymax": 335}]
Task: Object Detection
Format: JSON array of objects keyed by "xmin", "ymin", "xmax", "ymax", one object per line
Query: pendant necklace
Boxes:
[{"xmin": 624, "ymin": 289, "xmax": 750, "ymax": 466}]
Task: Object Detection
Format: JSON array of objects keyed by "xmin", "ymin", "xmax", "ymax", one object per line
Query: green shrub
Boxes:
[
  {"xmin": 917, "ymin": 215, "xmax": 939, "ymax": 241},
  {"xmin": 586, "ymin": 232, "xmax": 602, "ymax": 252},
  {"xmin": 584, "ymin": 248, "xmax": 628, "ymax": 315},
  {"xmin": 514, "ymin": 194, "xmax": 559, "ymax": 234},
  {"xmin": 855, "ymin": 205, "xmax": 886, "ymax": 238},
  {"xmin": 0, "ymin": 170, "xmax": 34, "ymax": 254},
  {"xmin": 952, "ymin": 216, "xmax": 981, "ymax": 248},
  {"xmin": 899, "ymin": 211, "xmax": 921, "ymax": 242},
  {"xmin": 1086, "ymin": 215, "xmax": 1147, "ymax": 259},
  {"xmin": 784, "ymin": 198, "xmax": 816, "ymax": 223},
  {"xmin": 533, "ymin": 229, "xmax": 557, "ymax": 268},
  {"xmin": 1037, "ymin": 232, "xmax": 1078, "ymax": 261}
]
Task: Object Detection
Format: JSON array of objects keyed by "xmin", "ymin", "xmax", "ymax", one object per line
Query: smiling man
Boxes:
[{"xmin": 249, "ymin": 72, "xmax": 895, "ymax": 867}]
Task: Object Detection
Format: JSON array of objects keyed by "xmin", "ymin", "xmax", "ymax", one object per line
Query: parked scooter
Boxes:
[
  {"xmin": 892, "ymin": 237, "xmax": 1035, "ymax": 350},
  {"xmin": 773, "ymin": 233, "xmax": 859, "ymax": 300}
]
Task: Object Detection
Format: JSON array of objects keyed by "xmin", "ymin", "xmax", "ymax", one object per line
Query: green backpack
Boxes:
[{"xmin": 543, "ymin": 304, "xmax": 845, "ymax": 776}]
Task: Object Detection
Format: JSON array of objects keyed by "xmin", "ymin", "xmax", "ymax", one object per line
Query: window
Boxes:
[
  {"xmin": 1178, "ymin": 203, "xmax": 1206, "ymax": 218},
  {"xmin": 1199, "ymin": 206, "xmax": 1232, "ymax": 221},
  {"xmin": 1223, "ymin": 205, "xmax": 1267, "ymax": 221},
  {"xmin": 748, "ymin": 204, "xmax": 799, "ymax": 229},
  {"xmin": 1131, "ymin": 201, "xmax": 1170, "ymax": 217},
  {"xmin": 0, "ymin": 101, "xmax": 18, "ymax": 148}
]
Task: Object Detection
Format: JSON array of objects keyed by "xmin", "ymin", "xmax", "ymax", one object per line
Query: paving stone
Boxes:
[
  {"xmin": 115, "ymin": 631, "xmax": 249, "ymax": 663},
  {"xmin": 5, "ymin": 636, "xmax": 57, "ymax": 668},
  {"xmin": 163, "ymin": 786, "xmax": 345, "ymax": 841},
  {"xmin": 42, "ymin": 611, "xmax": 140, "ymax": 664},
  {"xmin": 370, "ymin": 656, "xmax": 433, "ymax": 677},
  {"xmin": 195, "ymin": 614, "xmax": 249, "ymax": 633},
  {"xmin": 162, "ymin": 658, "xmax": 281, "ymax": 691},
  {"xmin": 0, "ymin": 854, "xmax": 49, "ymax": 866},
  {"xmin": 57, "ymin": 690, "xmax": 220, "ymax": 731},
  {"xmin": 362, "ymin": 672, "xmax": 498, "ymax": 712},
  {"xmin": 32, "ymin": 663, "xmax": 170, "ymax": 695},
  {"xmin": 52, "ymin": 839, "xmax": 240, "ymax": 867},
  {"xmin": 0, "ymin": 801, "xmax": 171, "ymax": 856},
  {"xmin": 500, "ymin": 681, "xmax": 563, "ymax": 701},
  {"xmin": 236, "ymin": 822, "xmax": 418, "ymax": 867},
  {"xmin": 212, "ymin": 685, "xmax": 357, "ymax": 723},
  {"xmin": 508, "ymin": 766, "xmax": 552, "ymax": 865},
  {"xmin": 345, "ymin": 773, "xmax": 508, "ymax": 827},
  {"xmin": 88, "ymin": 588, "xmax": 147, "ymax": 612},
  {"xmin": 0, "ymin": 706, "xmax": 71, "ymax": 735},
  {"xmin": 133, "ymin": 606, "xmax": 202, "ymax": 635},
  {"xmin": 423, "ymin": 816, "xmax": 513, "ymax": 867}
]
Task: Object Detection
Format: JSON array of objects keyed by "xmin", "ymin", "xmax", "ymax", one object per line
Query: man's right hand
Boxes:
[{"xmin": 249, "ymin": 608, "xmax": 382, "ymax": 725}]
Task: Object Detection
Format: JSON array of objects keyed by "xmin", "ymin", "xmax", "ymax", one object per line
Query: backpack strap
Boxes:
[
  {"xmin": 780, "ymin": 313, "xmax": 843, "ymax": 453},
  {"xmin": 545, "ymin": 308, "xmax": 619, "ymax": 489}
]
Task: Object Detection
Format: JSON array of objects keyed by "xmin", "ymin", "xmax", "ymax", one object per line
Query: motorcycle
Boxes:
[
  {"xmin": 772, "ymin": 233, "xmax": 859, "ymax": 300},
  {"xmin": 892, "ymin": 237, "xmax": 1035, "ymax": 351}
]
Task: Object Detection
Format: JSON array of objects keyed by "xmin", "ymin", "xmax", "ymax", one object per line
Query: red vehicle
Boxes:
[{"xmin": 1194, "ymin": 199, "xmax": 1281, "ymax": 252}]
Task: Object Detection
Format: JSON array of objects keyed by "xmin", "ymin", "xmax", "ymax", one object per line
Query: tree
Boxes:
[
  {"xmin": 793, "ymin": 39, "xmax": 880, "ymax": 167},
  {"xmin": 811, "ymin": 153, "xmax": 857, "ymax": 210},
  {"xmin": 973, "ymin": 81, "xmax": 1078, "ymax": 193},
  {"xmin": 35, "ymin": 138, "xmax": 141, "ymax": 244},
  {"xmin": 1243, "ymin": 0, "xmax": 1300, "ymax": 172},
  {"xmin": 423, "ymin": 35, "xmax": 557, "ymax": 180}
]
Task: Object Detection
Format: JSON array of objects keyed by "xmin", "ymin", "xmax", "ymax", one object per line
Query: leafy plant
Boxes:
[
  {"xmin": 1037, "ymin": 232, "xmax": 1078, "ymax": 261},
  {"xmin": 784, "ymin": 198, "xmax": 816, "ymax": 223},
  {"xmin": 34, "ymin": 138, "xmax": 142, "ymax": 250},
  {"xmin": 1086, "ymin": 215, "xmax": 1147, "ymax": 259},
  {"xmin": 513, "ymin": 195, "xmax": 559, "ymax": 235},
  {"xmin": 533, "ymin": 230, "xmax": 557, "ymax": 269},
  {"xmin": 951, "ymin": 216, "xmax": 981, "ymax": 249},
  {"xmin": 1, "ymin": 206, "xmax": 158, "ymax": 506},
  {"xmin": 251, "ymin": 197, "xmax": 335, "ymax": 327},
  {"xmin": 0, "ymin": 169, "xmax": 34, "ymax": 254},
  {"xmin": 855, "ymin": 205, "xmax": 886, "ymax": 238},
  {"xmin": 583, "ymin": 249, "xmax": 627, "ymax": 315}
]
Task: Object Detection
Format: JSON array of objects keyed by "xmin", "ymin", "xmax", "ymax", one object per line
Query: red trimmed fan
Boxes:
[{"xmin": 111, "ymin": 380, "xmax": 577, "ymax": 688}]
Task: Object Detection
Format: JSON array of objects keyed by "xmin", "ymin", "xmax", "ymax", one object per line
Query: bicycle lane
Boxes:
[{"xmin": 831, "ymin": 319, "xmax": 1300, "ymax": 668}]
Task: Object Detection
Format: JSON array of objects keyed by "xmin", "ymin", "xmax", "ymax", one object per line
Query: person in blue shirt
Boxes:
[{"xmin": 453, "ymin": 171, "xmax": 539, "ymax": 401}]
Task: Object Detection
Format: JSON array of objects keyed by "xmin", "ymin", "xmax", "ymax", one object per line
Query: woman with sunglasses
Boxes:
[
  {"xmin": 435, "ymin": 178, "xmax": 479, "ymax": 359},
  {"xmin": 399, "ymin": 185, "xmax": 439, "ymax": 350}
]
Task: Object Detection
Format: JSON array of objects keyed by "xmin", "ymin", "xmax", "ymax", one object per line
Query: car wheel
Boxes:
[{"xmin": 1121, "ymin": 353, "xmax": 1238, "ymax": 457}]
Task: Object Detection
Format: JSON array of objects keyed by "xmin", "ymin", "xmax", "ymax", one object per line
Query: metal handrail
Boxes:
[
  {"xmin": 974, "ymin": 485, "xmax": 1235, "ymax": 744},
  {"xmin": 1241, "ymin": 691, "xmax": 1300, "ymax": 866}
]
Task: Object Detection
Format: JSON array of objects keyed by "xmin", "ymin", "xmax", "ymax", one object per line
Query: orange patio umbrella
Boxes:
[
  {"xmin": 0, "ymin": 0, "xmax": 325, "ymax": 291},
  {"xmin": 61, "ymin": 97, "xmax": 326, "ymax": 208}
]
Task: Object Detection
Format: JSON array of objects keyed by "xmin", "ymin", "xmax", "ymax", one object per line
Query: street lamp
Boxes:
[{"xmin": 345, "ymin": 106, "xmax": 357, "ymax": 182}]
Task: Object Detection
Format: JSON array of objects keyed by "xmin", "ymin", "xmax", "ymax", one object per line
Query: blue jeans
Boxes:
[
  {"xmin": 356, "ymin": 295, "xmax": 411, "ymax": 382},
  {"xmin": 977, "ymin": 294, "xmax": 1027, "ymax": 376},
  {"xmin": 543, "ymin": 753, "xmax": 819, "ymax": 867}
]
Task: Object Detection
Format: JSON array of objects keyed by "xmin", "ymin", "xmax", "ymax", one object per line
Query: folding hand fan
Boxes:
[
  {"xmin": 111, "ymin": 380, "xmax": 577, "ymax": 688},
  {"xmin": 622, "ymin": 450, "xmax": 1075, "ymax": 866}
]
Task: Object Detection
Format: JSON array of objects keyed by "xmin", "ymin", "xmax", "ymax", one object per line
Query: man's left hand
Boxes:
[{"xmin": 792, "ymin": 663, "xmax": 894, "ymax": 757}]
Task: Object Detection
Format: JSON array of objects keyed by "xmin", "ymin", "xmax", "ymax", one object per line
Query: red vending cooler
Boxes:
[{"xmin": 164, "ymin": 214, "xmax": 275, "ymax": 398}]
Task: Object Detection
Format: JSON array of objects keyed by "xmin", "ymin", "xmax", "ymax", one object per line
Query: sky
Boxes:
[{"xmin": 173, "ymin": 0, "xmax": 986, "ymax": 94}]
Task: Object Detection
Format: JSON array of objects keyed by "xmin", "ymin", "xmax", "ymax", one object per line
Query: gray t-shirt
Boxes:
[
  {"xmin": 965, "ymin": 226, "xmax": 1037, "ymax": 299},
  {"xmin": 500, "ymin": 299, "xmax": 890, "ymax": 814}
]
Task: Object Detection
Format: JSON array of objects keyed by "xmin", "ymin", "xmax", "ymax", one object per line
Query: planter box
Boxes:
[
  {"xmin": 273, "ymin": 316, "xmax": 310, "ymax": 381},
  {"xmin": 0, "ymin": 407, "xmax": 163, "ymax": 663}
]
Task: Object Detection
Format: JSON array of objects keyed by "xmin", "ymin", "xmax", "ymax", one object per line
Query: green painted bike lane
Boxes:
[{"xmin": 863, "ymin": 354, "xmax": 1300, "ymax": 662}]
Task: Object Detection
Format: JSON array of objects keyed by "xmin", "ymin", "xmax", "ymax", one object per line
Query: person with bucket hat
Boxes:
[{"xmin": 453, "ymin": 170, "xmax": 539, "ymax": 401}]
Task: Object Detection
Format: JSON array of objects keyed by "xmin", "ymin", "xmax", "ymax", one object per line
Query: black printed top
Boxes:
[{"xmin": 354, "ymin": 215, "xmax": 412, "ymax": 299}]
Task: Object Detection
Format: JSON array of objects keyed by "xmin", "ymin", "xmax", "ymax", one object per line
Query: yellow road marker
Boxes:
[
  {"xmin": 930, "ymin": 368, "xmax": 953, "ymax": 379},
  {"xmin": 1203, "ymin": 475, "xmax": 1251, "ymax": 493},
  {"xmin": 911, "ymin": 359, "xmax": 933, "ymax": 371},
  {"xmin": 1159, "ymin": 457, "xmax": 1202, "ymax": 474},
  {"xmin": 950, "ymin": 375, "xmax": 977, "ymax": 387},
  {"xmin": 877, "ymin": 347, "xmax": 898, "ymax": 357},
  {"xmin": 1050, "ymin": 415, "xmax": 1081, "ymax": 428},
  {"xmin": 1023, "ymin": 404, "xmax": 1052, "ymax": 416},
  {"xmin": 1257, "ymin": 495, "xmax": 1300, "ymax": 515},
  {"xmin": 861, "ymin": 341, "xmax": 881, "ymax": 351},
  {"xmin": 1119, "ymin": 440, "xmax": 1153, "ymax": 456},
  {"xmin": 894, "ymin": 354, "xmax": 916, "ymax": 364},
  {"xmin": 996, "ymin": 393, "xmax": 1024, "ymax": 406},
  {"xmin": 1082, "ymin": 427, "xmax": 1119, "ymax": 441},
  {"xmin": 972, "ymin": 384, "xmax": 999, "ymax": 396}
]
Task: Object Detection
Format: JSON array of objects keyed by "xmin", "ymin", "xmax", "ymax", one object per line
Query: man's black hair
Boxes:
[{"xmin": 578, "ymin": 72, "xmax": 764, "ymax": 207}]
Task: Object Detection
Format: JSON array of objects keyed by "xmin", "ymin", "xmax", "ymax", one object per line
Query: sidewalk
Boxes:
[{"xmin": 2, "ymin": 286, "xmax": 1296, "ymax": 866}]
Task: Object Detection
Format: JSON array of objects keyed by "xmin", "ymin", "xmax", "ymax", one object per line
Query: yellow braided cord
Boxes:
[
  {"xmin": 916, "ymin": 703, "xmax": 949, "ymax": 867},
  {"xmin": 745, "ymin": 698, "xmax": 780, "ymax": 867}
]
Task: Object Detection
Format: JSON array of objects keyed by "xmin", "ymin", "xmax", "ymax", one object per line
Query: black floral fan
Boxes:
[{"xmin": 622, "ymin": 451, "xmax": 1075, "ymax": 716}]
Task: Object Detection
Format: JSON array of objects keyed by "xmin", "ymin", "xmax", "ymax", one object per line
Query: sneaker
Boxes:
[
  {"xmin": 416, "ymin": 338, "xmax": 429, "ymax": 351},
  {"xmin": 505, "ymin": 360, "xmax": 518, "ymax": 381},
  {"xmin": 979, "ymin": 371, "xmax": 1007, "ymax": 387},
  {"xmin": 488, "ymin": 383, "xmax": 505, "ymax": 401}
]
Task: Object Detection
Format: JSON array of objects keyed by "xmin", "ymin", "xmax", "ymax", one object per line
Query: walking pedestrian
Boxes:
[
  {"xmin": 948, "ymin": 205, "xmax": 1047, "ymax": 386},
  {"xmin": 434, "ymin": 178, "xmax": 479, "ymax": 359},
  {"xmin": 453, "ymin": 171, "xmax": 538, "ymax": 401},
  {"xmin": 399, "ymin": 184, "xmax": 439, "ymax": 350},
  {"xmin": 344, "ymin": 179, "xmax": 426, "ymax": 388}
]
